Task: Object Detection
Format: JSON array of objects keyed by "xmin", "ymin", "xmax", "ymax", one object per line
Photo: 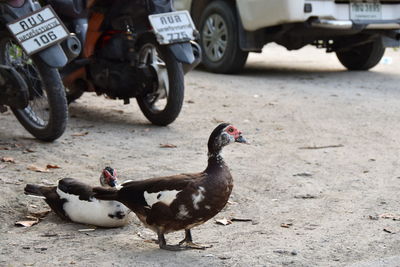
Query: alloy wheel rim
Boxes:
[{"xmin": 202, "ymin": 14, "xmax": 228, "ymax": 62}]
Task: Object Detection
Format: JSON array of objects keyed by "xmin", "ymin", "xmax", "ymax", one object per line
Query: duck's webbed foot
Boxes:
[
  {"xmin": 178, "ymin": 229, "xmax": 213, "ymax": 250},
  {"xmin": 157, "ymin": 230, "xmax": 187, "ymax": 251}
]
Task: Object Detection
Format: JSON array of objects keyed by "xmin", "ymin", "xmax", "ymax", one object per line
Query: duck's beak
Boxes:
[
  {"xmin": 109, "ymin": 179, "xmax": 117, "ymax": 187},
  {"xmin": 235, "ymin": 134, "xmax": 248, "ymax": 144}
]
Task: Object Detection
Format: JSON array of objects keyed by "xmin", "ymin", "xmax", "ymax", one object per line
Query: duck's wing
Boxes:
[
  {"xmin": 121, "ymin": 172, "xmax": 206, "ymax": 193},
  {"xmin": 116, "ymin": 172, "xmax": 206, "ymax": 207},
  {"xmin": 57, "ymin": 178, "xmax": 95, "ymax": 201}
]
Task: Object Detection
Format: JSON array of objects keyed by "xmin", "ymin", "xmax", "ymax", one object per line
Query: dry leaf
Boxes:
[
  {"xmin": 46, "ymin": 164, "xmax": 61, "ymax": 169},
  {"xmin": 159, "ymin": 144, "xmax": 177, "ymax": 148},
  {"xmin": 71, "ymin": 132, "xmax": 89, "ymax": 137},
  {"xmin": 215, "ymin": 218, "xmax": 232, "ymax": 226},
  {"xmin": 1, "ymin": 157, "xmax": 15, "ymax": 163},
  {"xmin": 29, "ymin": 210, "xmax": 51, "ymax": 219},
  {"xmin": 27, "ymin": 165, "xmax": 49, "ymax": 173},
  {"xmin": 0, "ymin": 147, "xmax": 9, "ymax": 150},
  {"xmin": 25, "ymin": 148, "xmax": 35, "ymax": 153},
  {"xmin": 15, "ymin": 218, "xmax": 39, "ymax": 227},
  {"xmin": 25, "ymin": 215, "xmax": 39, "ymax": 220},
  {"xmin": 280, "ymin": 223, "xmax": 293, "ymax": 228}
]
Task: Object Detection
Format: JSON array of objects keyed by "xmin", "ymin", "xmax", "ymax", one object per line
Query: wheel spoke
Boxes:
[
  {"xmin": 202, "ymin": 31, "xmax": 213, "ymax": 42},
  {"xmin": 206, "ymin": 18, "xmax": 215, "ymax": 34},
  {"xmin": 214, "ymin": 15, "xmax": 223, "ymax": 29},
  {"xmin": 3, "ymin": 39, "xmax": 50, "ymax": 127}
]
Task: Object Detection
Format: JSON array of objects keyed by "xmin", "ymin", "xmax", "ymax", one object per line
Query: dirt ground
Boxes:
[{"xmin": 1, "ymin": 44, "xmax": 400, "ymax": 266}]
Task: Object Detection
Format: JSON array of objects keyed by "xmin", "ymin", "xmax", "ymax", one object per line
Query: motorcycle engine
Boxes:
[{"xmin": 88, "ymin": 33, "xmax": 156, "ymax": 99}]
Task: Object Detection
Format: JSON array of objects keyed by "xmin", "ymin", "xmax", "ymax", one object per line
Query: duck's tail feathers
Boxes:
[
  {"xmin": 24, "ymin": 184, "xmax": 46, "ymax": 199},
  {"xmin": 93, "ymin": 187, "xmax": 119, "ymax": 200}
]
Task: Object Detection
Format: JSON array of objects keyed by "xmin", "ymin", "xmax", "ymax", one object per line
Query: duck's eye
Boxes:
[{"xmin": 228, "ymin": 127, "xmax": 234, "ymax": 133}]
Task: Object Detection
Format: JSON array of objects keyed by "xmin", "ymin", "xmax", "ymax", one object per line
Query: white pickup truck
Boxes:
[{"xmin": 174, "ymin": 0, "xmax": 400, "ymax": 73}]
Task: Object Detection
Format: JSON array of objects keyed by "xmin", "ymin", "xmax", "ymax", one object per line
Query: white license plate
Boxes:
[
  {"xmin": 7, "ymin": 5, "xmax": 69, "ymax": 55},
  {"xmin": 350, "ymin": 2, "xmax": 382, "ymax": 20},
  {"xmin": 148, "ymin": 10, "xmax": 196, "ymax": 45}
]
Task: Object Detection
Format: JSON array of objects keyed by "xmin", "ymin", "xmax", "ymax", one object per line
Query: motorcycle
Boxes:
[
  {"xmin": 47, "ymin": 0, "xmax": 201, "ymax": 126},
  {"xmin": 0, "ymin": 0, "xmax": 80, "ymax": 141}
]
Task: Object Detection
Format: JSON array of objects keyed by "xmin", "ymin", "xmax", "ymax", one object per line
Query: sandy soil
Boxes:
[{"xmin": 1, "ymin": 44, "xmax": 400, "ymax": 266}]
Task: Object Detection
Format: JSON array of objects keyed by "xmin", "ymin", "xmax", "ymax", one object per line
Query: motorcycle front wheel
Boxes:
[
  {"xmin": 0, "ymin": 32, "xmax": 68, "ymax": 141},
  {"xmin": 136, "ymin": 39, "xmax": 184, "ymax": 126}
]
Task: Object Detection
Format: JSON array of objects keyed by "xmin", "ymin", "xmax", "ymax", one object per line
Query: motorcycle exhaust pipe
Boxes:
[
  {"xmin": 183, "ymin": 41, "xmax": 202, "ymax": 74},
  {"xmin": 61, "ymin": 34, "xmax": 82, "ymax": 62}
]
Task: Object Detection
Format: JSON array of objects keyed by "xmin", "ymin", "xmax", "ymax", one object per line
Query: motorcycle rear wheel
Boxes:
[
  {"xmin": 136, "ymin": 40, "xmax": 184, "ymax": 126},
  {"xmin": 0, "ymin": 32, "xmax": 68, "ymax": 141}
]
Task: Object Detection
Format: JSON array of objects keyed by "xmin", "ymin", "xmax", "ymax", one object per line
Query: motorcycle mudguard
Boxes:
[
  {"xmin": 37, "ymin": 44, "xmax": 68, "ymax": 68},
  {"xmin": 168, "ymin": 41, "xmax": 202, "ymax": 74},
  {"xmin": 168, "ymin": 43, "xmax": 195, "ymax": 64}
]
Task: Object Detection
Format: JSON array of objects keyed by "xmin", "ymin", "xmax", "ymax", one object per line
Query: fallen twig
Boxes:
[
  {"xmin": 299, "ymin": 144, "xmax": 344, "ymax": 150},
  {"xmin": 231, "ymin": 218, "xmax": 253, "ymax": 222}
]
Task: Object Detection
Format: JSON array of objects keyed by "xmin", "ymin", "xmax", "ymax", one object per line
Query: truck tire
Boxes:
[
  {"xmin": 336, "ymin": 39, "xmax": 385, "ymax": 70},
  {"xmin": 199, "ymin": 1, "xmax": 248, "ymax": 73}
]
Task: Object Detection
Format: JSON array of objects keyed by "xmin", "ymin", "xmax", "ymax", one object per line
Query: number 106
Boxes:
[{"xmin": 33, "ymin": 31, "xmax": 57, "ymax": 47}]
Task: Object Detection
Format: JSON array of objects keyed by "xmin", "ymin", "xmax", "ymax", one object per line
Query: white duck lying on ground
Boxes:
[{"xmin": 24, "ymin": 167, "xmax": 131, "ymax": 228}]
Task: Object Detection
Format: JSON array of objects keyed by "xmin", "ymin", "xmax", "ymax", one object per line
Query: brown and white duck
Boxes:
[
  {"xmin": 93, "ymin": 123, "xmax": 247, "ymax": 250},
  {"xmin": 24, "ymin": 167, "xmax": 131, "ymax": 228}
]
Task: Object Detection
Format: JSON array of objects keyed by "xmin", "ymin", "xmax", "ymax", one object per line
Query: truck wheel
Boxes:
[
  {"xmin": 199, "ymin": 1, "xmax": 248, "ymax": 73},
  {"xmin": 336, "ymin": 39, "xmax": 385, "ymax": 70}
]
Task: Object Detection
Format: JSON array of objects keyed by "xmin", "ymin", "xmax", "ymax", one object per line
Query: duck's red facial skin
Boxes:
[
  {"xmin": 225, "ymin": 126, "xmax": 241, "ymax": 140},
  {"xmin": 103, "ymin": 169, "xmax": 117, "ymax": 186}
]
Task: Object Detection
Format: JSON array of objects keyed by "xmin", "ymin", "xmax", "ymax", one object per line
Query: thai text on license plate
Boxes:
[
  {"xmin": 149, "ymin": 10, "xmax": 196, "ymax": 45},
  {"xmin": 7, "ymin": 6, "xmax": 69, "ymax": 55},
  {"xmin": 350, "ymin": 2, "xmax": 382, "ymax": 20}
]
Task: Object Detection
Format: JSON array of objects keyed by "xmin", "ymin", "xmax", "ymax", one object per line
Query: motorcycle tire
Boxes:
[
  {"xmin": 0, "ymin": 32, "xmax": 68, "ymax": 142},
  {"xmin": 136, "ymin": 40, "xmax": 184, "ymax": 126}
]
